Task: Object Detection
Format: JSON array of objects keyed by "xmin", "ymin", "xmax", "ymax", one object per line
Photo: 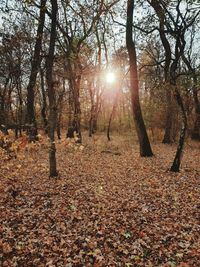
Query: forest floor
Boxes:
[{"xmin": 0, "ymin": 132, "xmax": 200, "ymax": 267}]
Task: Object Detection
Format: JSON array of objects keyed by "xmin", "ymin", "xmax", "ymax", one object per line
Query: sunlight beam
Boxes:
[{"xmin": 106, "ymin": 72, "xmax": 116, "ymax": 84}]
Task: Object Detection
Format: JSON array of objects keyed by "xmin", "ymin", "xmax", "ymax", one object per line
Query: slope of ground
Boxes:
[{"xmin": 0, "ymin": 133, "xmax": 199, "ymax": 266}]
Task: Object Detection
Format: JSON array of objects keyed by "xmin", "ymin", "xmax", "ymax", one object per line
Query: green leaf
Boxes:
[{"xmin": 123, "ymin": 231, "xmax": 131, "ymax": 239}]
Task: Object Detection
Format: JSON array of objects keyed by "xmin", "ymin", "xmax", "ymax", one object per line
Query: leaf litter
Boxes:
[{"xmin": 0, "ymin": 133, "xmax": 199, "ymax": 266}]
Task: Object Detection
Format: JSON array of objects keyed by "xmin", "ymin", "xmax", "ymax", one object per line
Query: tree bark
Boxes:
[
  {"xmin": 169, "ymin": 39, "xmax": 187, "ymax": 172},
  {"xmin": 66, "ymin": 79, "xmax": 74, "ymax": 138},
  {"xmin": 181, "ymin": 55, "xmax": 200, "ymax": 141},
  {"xmin": 162, "ymin": 89, "xmax": 174, "ymax": 143},
  {"xmin": 46, "ymin": 0, "xmax": 58, "ymax": 177},
  {"xmin": 73, "ymin": 80, "xmax": 82, "ymax": 143},
  {"xmin": 107, "ymin": 89, "xmax": 119, "ymax": 141},
  {"xmin": 191, "ymin": 78, "xmax": 200, "ymax": 141},
  {"xmin": 89, "ymin": 82, "xmax": 95, "ymax": 137},
  {"xmin": 126, "ymin": 0, "xmax": 153, "ymax": 157},
  {"xmin": 26, "ymin": 0, "xmax": 47, "ymax": 141},
  {"xmin": 0, "ymin": 76, "xmax": 10, "ymax": 125},
  {"xmin": 66, "ymin": 57, "xmax": 82, "ymax": 143},
  {"xmin": 40, "ymin": 67, "xmax": 48, "ymax": 133},
  {"xmin": 150, "ymin": 0, "xmax": 174, "ymax": 144},
  {"xmin": 57, "ymin": 113, "xmax": 61, "ymax": 140},
  {"xmin": 170, "ymin": 89, "xmax": 187, "ymax": 172},
  {"xmin": 150, "ymin": 0, "xmax": 189, "ymax": 171},
  {"xmin": 56, "ymin": 79, "xmax": 65, "ymax": 140}
]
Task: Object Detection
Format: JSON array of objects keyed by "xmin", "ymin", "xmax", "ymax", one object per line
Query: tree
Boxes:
[
  {"xmin": 26, "ymin": 0, "xmax": 47, "ymax": 141},
  {"xmin": 40, "ymin": 66, "xmax": 48, "ymax": 133},
  {"xmin": 45, "ymin": 0, "xmax": 58, "ymax": 177},
  {"xmin": 0, "ymin": 22, "xmax": 32, "ymax": 136},
  {"xmin": 182, "ymin": 55, "xmax": 200, "ymax": 141},
  {"xmin": 126, "ymin": 0, "xmax": 153, "ymax": 157},
  {"xmin": 107, "ymin": 86, "xmax": 120, "ymax": 141},
  {"xmin": 151, "ymin": 0, "xmax": 174, "ymax": 144},
  {"xmin": 149, "ymin": 0, "xmax": 200, "ymax": 171}
]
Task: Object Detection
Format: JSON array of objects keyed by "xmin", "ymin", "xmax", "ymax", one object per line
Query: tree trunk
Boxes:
[
  {"xmin": 150, "ymin": 0, "xmax": 174, "ymax": 144},
  {"xmin": 26, "ymin": 0, "xmax": 46, "ymax": 141},
  {"xmin": 170, "ymin": 89, "xmax": 187, "ymax": 172},
  {"xmin": 181, "ymin": 55, "xmax": 200, "ymax": 141},
  {"xmin": 162, "ymin": 89, "xmax": 174, "ymax": 143},
  {"xmin": 66, "ymin": 80, "xmax": 74, "ymax": 138},
  {"xmin": 89, "ymin": 26, "xmax": 101, "ymax": 137},
  {"xmin": 126, "ymin": 0, "xmax": 153, "ymax": 157},
  {"xmin": 150, "ymin": 0, "xmax": 188, "ymax": 170},
  {"xmin": 89, "ymin": 106, "xmax": 95, "ymax": 137},
  {"xmin": 56, "ymin": 80, "xmax": 65, "ymax": 140},
  {"xmin": 40, "ymin": 68, "xmax": 48, "ymax": 133},
  {"xmin": 107, "ymin": 115, "xmax": 112, "ymax": 141},
  {"xmin": 192, "ymin": 113, "xmax": 200, "ymax": 141},
  {"xmin": 16, "ymin": 82, "xmax": 23, "ymax": 138},
  {"xmin": 66, "ymin": 59, "xmax": 82, "ymax": 143},
  {"xmin": 46, "ymin": 0, "xmax": 58, "ymax": 177},
  {"xmin": 191, "ymin": 80, "xmax": 200, "ymax": 141},
  {"xmin": 88, "ymin": 82, "xmax": 95, "ymax": 137},
  {"xmin": 107, "ymin": 90, "xmax": 119, "ymax": 141},
  {"xmin": 0, "ymin": 76, "xmax": 10, "ymax": 125},
  {"xmin": 73, "ymin": 60, "xmax": 82, "ymax": 143},
  {"xmin": 57, "ymin": 114, "xmax": 61, "ymax": 140}
]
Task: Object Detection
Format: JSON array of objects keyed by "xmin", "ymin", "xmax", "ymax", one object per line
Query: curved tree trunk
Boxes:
[
  {"xmin": 181, "ymin": 55, "xmax": 200, "ymax": 141},
  {"xmin": 170, "ymin": 89, "xmax": 187, "ymax": 172},
  {"xmin": 150, "ymin": 0, "xmax": 174, "ymax": 144},
  {"xmin": 126, "ymin": 0, "xmax": 153, "ymax": 157},
  {"xmin": 150, "ymin": 0, "xmax": 188, "ymax": 171},
  {"xmin": 169, "ymin": 45, "xmax": 187, "ymax": 172}
]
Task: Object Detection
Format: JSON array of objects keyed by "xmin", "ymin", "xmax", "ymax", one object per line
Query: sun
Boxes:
[{"xmin": 106, "ymin": 72, "xmax": 116, "ymax": 84}]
